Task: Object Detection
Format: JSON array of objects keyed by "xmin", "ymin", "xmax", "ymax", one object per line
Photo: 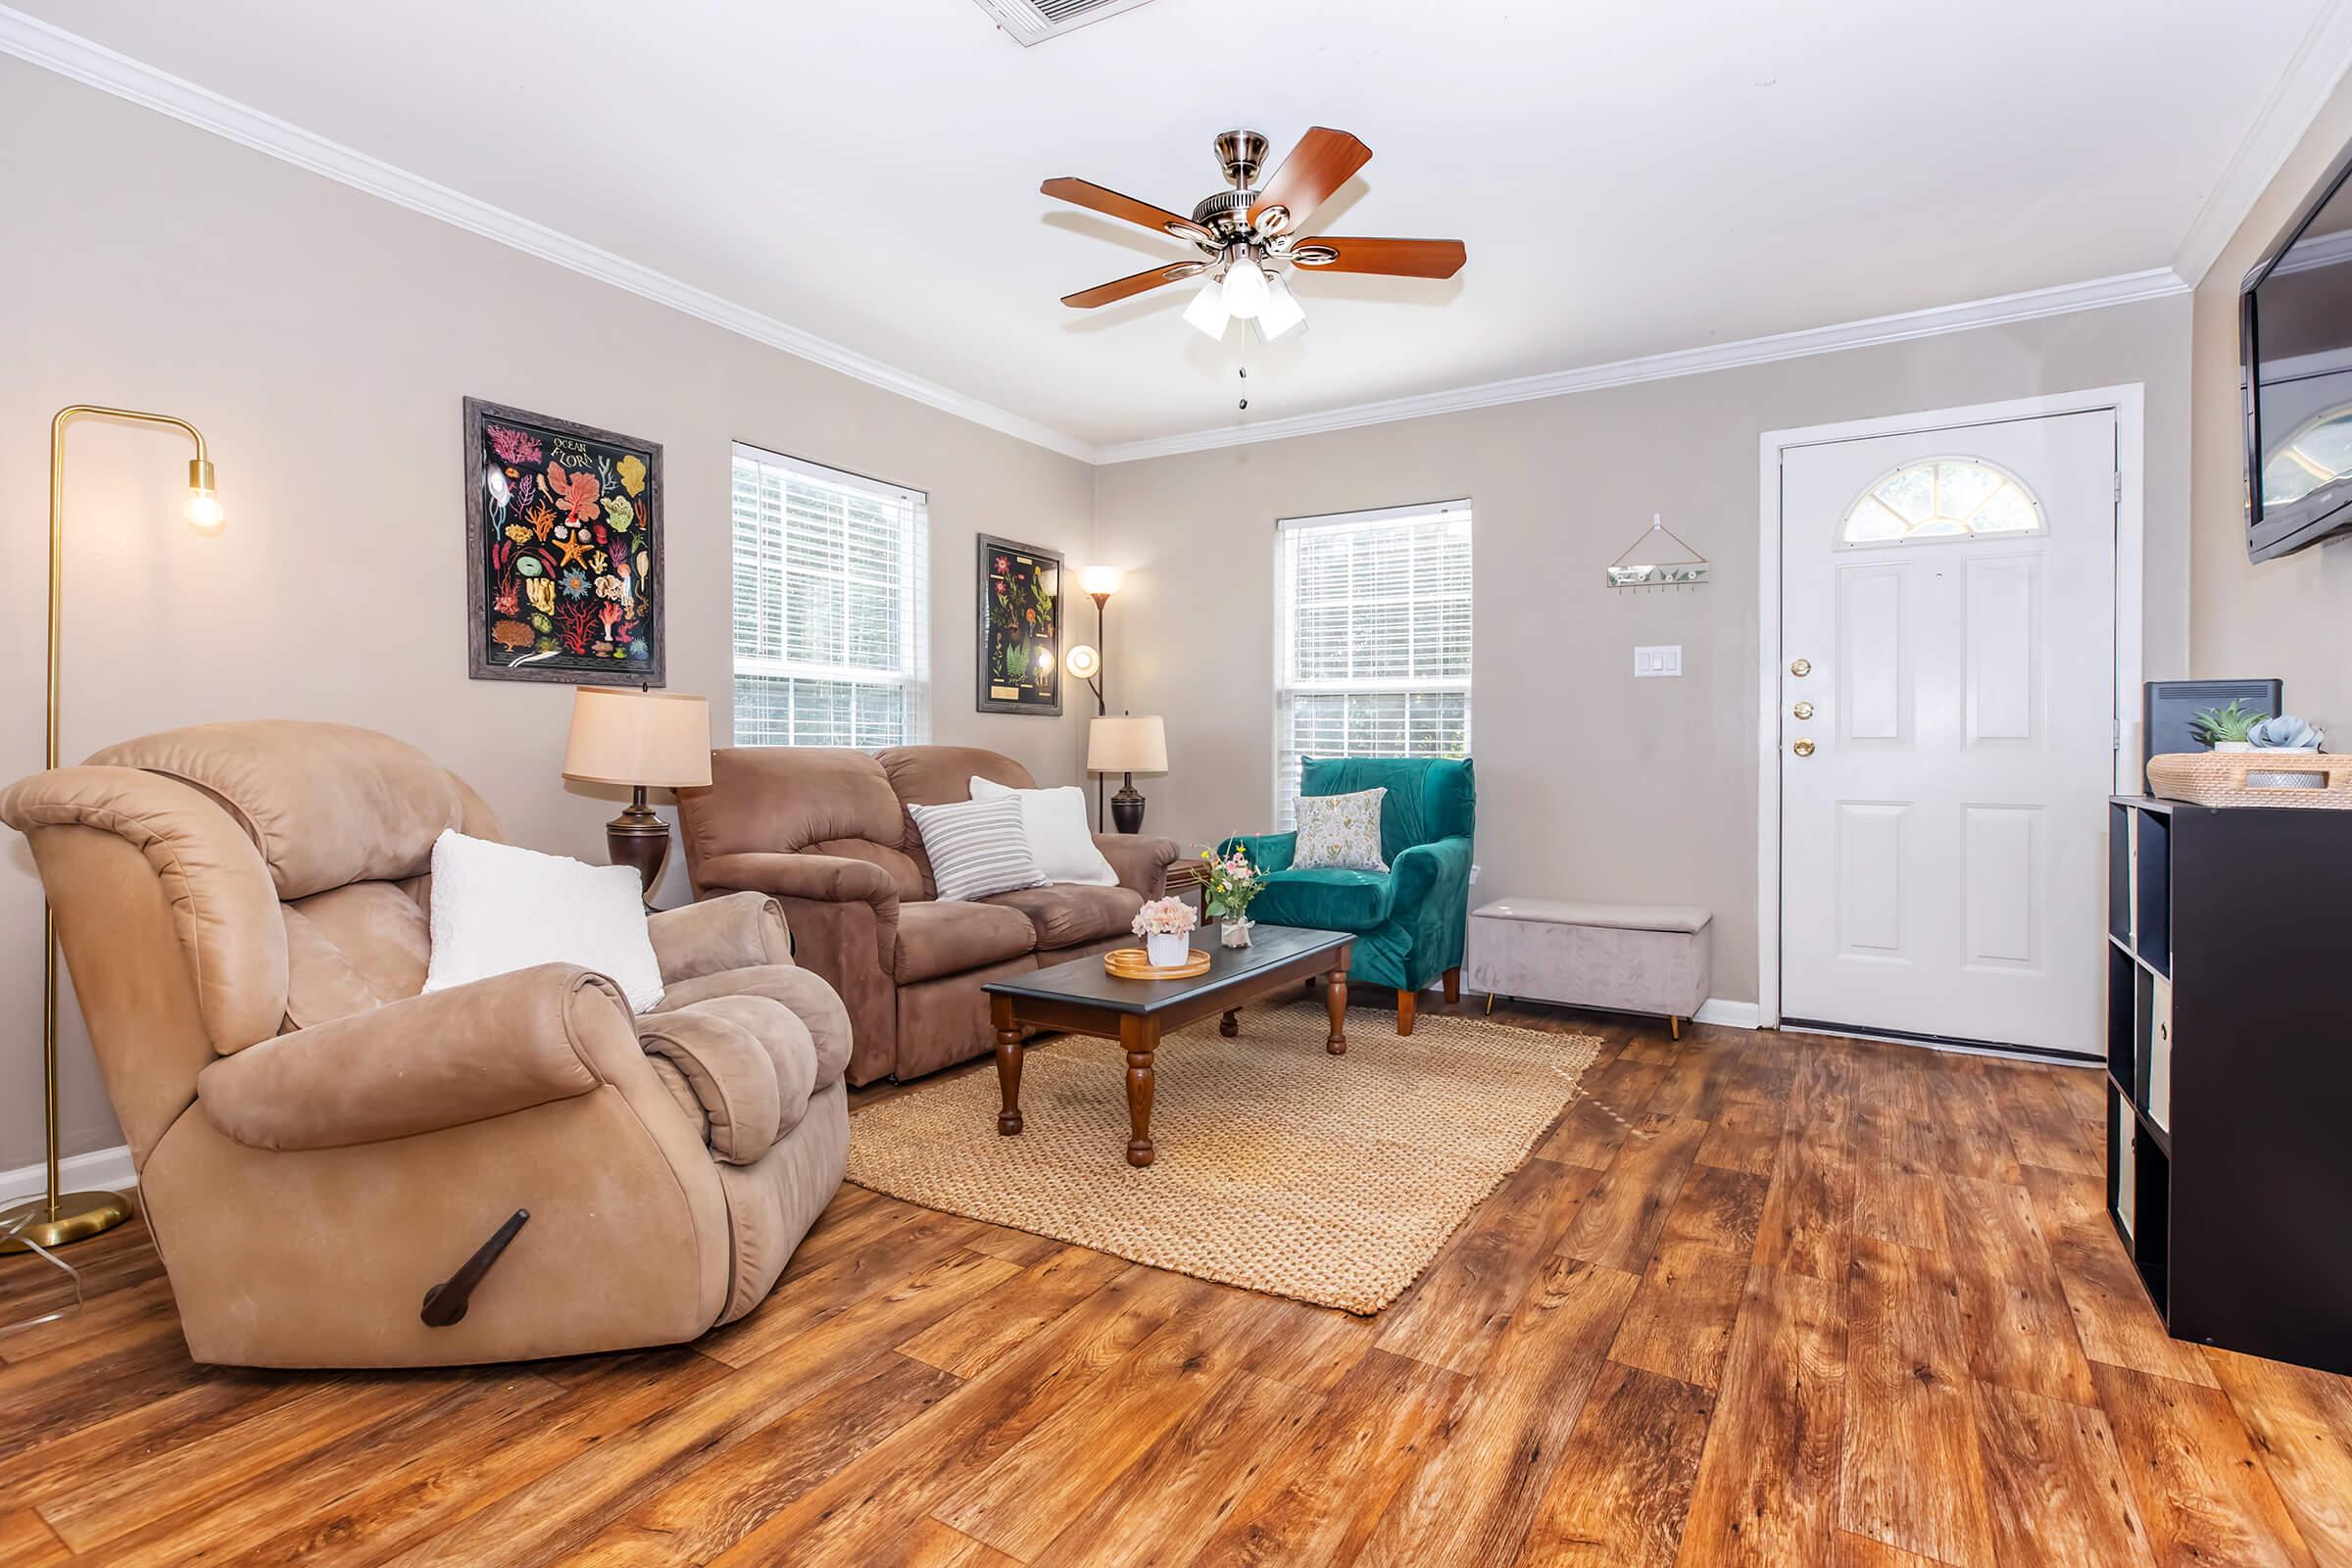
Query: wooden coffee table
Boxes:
[{"xmin": 984, "ymin": 924, "xmax": 1354, "ymax": 1167}]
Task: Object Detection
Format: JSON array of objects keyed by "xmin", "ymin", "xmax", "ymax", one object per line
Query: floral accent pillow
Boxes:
[{"xmin": 1293, "ymin": 787, "xmax": 1389, "ymax": 872}]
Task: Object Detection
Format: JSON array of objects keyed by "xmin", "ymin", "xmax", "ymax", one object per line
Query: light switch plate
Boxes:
[{"xmin": 1635, "ymin": 645, "xmax": 1683, "ymax": 677}]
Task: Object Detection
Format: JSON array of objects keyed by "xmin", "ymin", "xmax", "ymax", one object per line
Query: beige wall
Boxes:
[
  {"xmin": 0, "ymin": 62, "xmax": 1096, "ymax": 1169},
  {"xmin": 1, "ymin": 56, "xmax": 2203, "ymax": 1171},
  {"xmin": 1095, "ymin": 299, "xmax": 2192, "ymax": 1006},
  {"xmin": 2191, "ymin": 70, "xmax": 2352, "ymax": 727}
]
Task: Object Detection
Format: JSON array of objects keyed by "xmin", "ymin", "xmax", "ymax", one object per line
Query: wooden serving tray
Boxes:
[{"xmin": 1103, "ymin": 946, "xmax": 1211, "ymax": 980}]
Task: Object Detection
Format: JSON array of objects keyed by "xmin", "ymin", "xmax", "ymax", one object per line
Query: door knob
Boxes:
[
  {"xmin": 1791, "ymin": 701, "xmax": 1815, "ymax": 720},
  {"xmin": 1789, "ymin": 658, "xmax": 1812, "ymax": 677},
  {"xmin": 1791, "ymin": 738, "xmax": 1816, "ymax": 758}
]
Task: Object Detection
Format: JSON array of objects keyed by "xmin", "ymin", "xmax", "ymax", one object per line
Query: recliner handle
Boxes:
[{"xmin": 420, "ymin": 1208, "xmax": 530, "ymax": 1327}]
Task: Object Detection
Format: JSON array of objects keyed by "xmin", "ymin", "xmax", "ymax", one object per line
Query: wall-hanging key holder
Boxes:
[{"xmin": 1605, "ymin": 514, "xmax": 1710, "ymax": 590}]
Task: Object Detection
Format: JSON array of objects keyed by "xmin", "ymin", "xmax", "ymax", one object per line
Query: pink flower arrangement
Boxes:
[{"xmin": 1130, "ymin": 897, "xmax": 1197, "ymax": 938}]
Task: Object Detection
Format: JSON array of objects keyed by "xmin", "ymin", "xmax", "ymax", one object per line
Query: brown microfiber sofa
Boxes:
[
  {"xmin": 0, "ymin": 721, "xmax": 853, "ymax": 1368},
  {"xmin": 678, "ymin": 746, "xmax": 1180, "ymax": 1084}
]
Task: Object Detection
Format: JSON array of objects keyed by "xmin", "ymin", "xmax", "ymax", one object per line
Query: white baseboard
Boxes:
[
  {"xmin": 0, "ymin": 1143, "xmax": 136, "ymax": 1206},
  {"xmin": 1693, "ymin": 999, "xmax": 1761, "ymax": 1030}
]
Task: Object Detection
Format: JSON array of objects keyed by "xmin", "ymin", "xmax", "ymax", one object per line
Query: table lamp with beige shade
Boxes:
[
  {"xmin": 1089, "ymin": 712, "xmax": 1167, "ymax": 834},
  {"xmin": 562, "ymin": 686, "xmax": 711, "ymax": 907}
]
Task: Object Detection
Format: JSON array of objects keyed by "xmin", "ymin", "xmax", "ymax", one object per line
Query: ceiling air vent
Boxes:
[{"xmin": 969, "ymin": 0, "xmax": 1158, "ymax": 46}]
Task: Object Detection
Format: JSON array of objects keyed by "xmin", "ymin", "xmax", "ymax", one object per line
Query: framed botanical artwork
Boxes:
[
  {"xmin": 976, "ymin": 534, "xmax": 1062, "ymax": 715},
  {"xmin": 464, "ymin": 397, "xmax": 664, "ymax": 685}
]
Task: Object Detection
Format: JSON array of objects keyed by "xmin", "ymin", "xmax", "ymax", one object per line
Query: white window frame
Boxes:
[
  {"xmin": 730, "ymin": 443, "xmax": 930, "ymax": 748},
  {"xmin": 1272, "ymin": 499, "xmax": 1473, "ymax": 825}
]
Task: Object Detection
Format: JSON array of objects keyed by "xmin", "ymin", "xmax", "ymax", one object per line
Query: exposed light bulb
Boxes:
[
  {"xmin": 184, "ymin": 459, "xmax": 224, "ymax": 535},
  {"xmin": 1255, "ymin": 272, "xmax": 1307, "ymax": 342},
  {"xmin": 1222, "ymin": 255, "xmax": 1270, "ymax": 319},
  {"xmin": 1182, "ymin": 275, "xmax": 1230, "ymax": 339}
]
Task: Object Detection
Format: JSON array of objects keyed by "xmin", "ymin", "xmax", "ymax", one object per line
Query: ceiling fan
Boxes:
[{"xmin": 1043, "ymin": 126, "xmax": 1466, "ymax": 343}]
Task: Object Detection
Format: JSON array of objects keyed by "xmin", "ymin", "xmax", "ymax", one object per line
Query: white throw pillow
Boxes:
[
  {"xmin": 421, "ymin": 829, "xmax": 665, "ymax": 1013},
  {"xmin": 1293, "ymin": 787, "xmax": 1390, "ymax": 872},
  {"xmin": 968, "ymin": 775, "xmax": 1118, "ymax": 886},
  {"xmin": 909, "ymin": 794, "xmax": 1050, "ymax": 903}
]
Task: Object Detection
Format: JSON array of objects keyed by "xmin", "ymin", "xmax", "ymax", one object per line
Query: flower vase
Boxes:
[
  {"xmin": 1220, "ymin": 916, "xmax": 1253, "ymax": 949},
  {"xmin": 1147, "ymin": 931, "xmax": 1188, "ymax": 968}
]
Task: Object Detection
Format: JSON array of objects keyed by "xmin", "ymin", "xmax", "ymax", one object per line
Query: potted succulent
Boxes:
[
  {"xmin": 1131, "ymin": 897, "xmax": 1198, "ymax": 968},
  {"xmin": 1200, "ymin": 846, "xmax": 1264, "ymax": 948},
  {"xmin": 2191, "ymin": 700, "xmax": 2265, "ymax": 753},
  {"xmin": 2249, "ymin": 713, "xmax": 2325, "ymax": 752}
]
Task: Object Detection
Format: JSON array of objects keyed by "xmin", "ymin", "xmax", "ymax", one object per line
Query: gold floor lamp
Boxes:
[{"xmin": 0, "ymin": 406, "xmax": 224, "ymax": 1255}]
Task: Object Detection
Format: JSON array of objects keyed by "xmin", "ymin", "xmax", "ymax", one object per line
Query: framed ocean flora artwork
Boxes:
[
  {"xmin": 976, "ymin": 534, "xmax": 1062, "ymax": 715},
  {"xmin": 464, "ymin": 397, "xmax": 664, "ymax": 685}
]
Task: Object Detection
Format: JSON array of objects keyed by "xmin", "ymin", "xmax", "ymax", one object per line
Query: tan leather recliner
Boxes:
[{"xmin": 0, "ymin": 721, "xmax": 851, "ymax": 1368}]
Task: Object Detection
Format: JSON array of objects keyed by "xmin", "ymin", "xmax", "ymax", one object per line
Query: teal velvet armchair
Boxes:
[{"xmin": 1222, "ymin": 756, "xmax": 1475, "ymax": 1034}]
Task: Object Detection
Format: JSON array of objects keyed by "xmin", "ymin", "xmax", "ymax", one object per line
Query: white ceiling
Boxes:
[{"xmin": 9, "ymin": 0, "xmax": 2344, "ymax": 454}]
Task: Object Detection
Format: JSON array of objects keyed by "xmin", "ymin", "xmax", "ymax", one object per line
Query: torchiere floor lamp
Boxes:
[
  {"xmin": 1069, "ymin": 565, "xmax": 1120, "ymax": 829},
  {"xmin": 1, "ymin": 407, "xmax": 225, "ymax": 1255}
]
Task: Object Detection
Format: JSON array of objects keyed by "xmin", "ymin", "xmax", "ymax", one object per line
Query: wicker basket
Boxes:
[{"xmin": 2146, "ymin": 751, "xmax": 2352, "ymax": 808}]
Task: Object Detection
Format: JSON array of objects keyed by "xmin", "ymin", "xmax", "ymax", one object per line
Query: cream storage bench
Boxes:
[{"xmin": 1465, "ymin": 897, "xmax": 1712, "ymax": 1038}]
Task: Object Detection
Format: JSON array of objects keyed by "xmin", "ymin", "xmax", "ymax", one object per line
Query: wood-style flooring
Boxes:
[{"xmin": 5, "ymin": 994, "xmax": 2351, "ymax": 1566}]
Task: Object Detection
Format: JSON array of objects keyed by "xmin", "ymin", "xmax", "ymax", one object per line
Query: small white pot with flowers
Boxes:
[
  {"xmin": 1200, "ymin": 846, "xmax": 1264, "ymax": 948},
  {"xmin": 1131, "ymin": 897, "xmax": 1198, "ymax": 969}
]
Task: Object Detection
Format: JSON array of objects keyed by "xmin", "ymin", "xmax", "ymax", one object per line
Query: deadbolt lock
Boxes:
[
  {"xmin": 1789, "ymin": 658, "xmax": 1812, "ymax": 677},
  {"xmin": 1791, "ymin": 738, "xmax": 1816, "ymax": 758},
  {"xmin": 1792, "ymin": 701, "xmax": 1815, "ymax": 720}
]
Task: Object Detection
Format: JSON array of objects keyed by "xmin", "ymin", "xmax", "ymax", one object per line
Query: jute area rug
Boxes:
[{"xmin": 844, "ymin": 1002, "xmax": 1600, "ymax": 1315}]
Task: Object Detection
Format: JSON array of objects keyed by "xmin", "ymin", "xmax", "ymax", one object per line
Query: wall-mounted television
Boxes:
[{"xmin": 2242, "ymin": 137, "xmax": 2352, "ymax": 562}]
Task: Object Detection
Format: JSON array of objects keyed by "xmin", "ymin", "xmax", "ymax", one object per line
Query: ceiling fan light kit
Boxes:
[{"xmin": 1045, "ymin": 125, "xmax": 1465, "ymax": 349}]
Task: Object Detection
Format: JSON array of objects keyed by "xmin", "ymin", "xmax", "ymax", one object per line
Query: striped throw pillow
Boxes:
[{"xmin": 909, "ymin": 794, "xmax": 1049, "ymax": 903}]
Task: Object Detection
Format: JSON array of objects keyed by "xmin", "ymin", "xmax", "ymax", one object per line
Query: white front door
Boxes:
[{"xmin": 1778, "ymin": 410, "xmax": 2117, "ymax": 1054}]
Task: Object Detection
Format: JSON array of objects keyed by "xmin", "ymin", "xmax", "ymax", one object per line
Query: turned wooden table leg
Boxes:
[
  {"xmin": 1122, "ymin": 1014, "xmax": 1158, "ymax": 1166},
  {"xmin": 1326, "ymin": 959, "xmax": 1349, "ymax": 1054},
  {"xmin": 993, "ymin": 994, "xmax": 1024, "ymax": 1136},
  {"xmin": 1219, "ymin": 1008, "xmax": 1240, "ymax": 1038}
]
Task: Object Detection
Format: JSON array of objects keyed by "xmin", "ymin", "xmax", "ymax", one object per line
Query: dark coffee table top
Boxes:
[{"xmin": 983, "ymin": 924, "xmax": 1353, "ymax": 1016}]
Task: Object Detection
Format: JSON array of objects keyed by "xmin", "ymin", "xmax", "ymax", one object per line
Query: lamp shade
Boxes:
[
  {"xmin": 1087, "ymin": 714, "xmax": 1167, "ymax": 774},
  {"xmin": 1080, "ymin": 564, "xmax": 1122, "ymax": 597},
  {"xmin": 563, "ymin": 687, "xmax": 712, "ymax": 788}
]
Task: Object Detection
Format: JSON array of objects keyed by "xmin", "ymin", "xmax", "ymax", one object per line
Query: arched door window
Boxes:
[{"xmin": 1839, "ymin": 458, "xmax": 2043, "ymax": 546}]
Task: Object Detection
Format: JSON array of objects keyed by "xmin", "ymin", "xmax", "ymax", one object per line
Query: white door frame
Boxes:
[{"xmin": 1755, "ymin": 384, "xmax": 2145, "ymax": 1031}]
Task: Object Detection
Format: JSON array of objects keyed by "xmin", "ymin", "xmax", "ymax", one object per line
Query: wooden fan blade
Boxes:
[
  {"xmin": 1292, "ymin": 237, "xmax": 1466, "ymax": 278},
  {"xmin": 1061, "ymin": 262, "xmax": 1205, "ymax": 309},
  {"xmin": 1042, "ymin": 177, "xmax": 1213, "ymax": 244},
  {"xmin": 1247, "ymin": 127, "xmax": 1372, "ymax": 235}
]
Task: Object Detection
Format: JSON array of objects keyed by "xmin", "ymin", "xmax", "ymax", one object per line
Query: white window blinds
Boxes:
[
  {"xmin": 731, "ymin": 444, "xmax": 930, "ymax": 748},
  {"xmin": 1273, "ymin": 501, "xmax": 1472, "ymax": 824}
]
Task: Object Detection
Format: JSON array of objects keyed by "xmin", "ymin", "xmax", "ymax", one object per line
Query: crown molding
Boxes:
[
  {"xmin": 0, "ymin": 6, "xmax": 1096, "ymax": 463},
  {"xmin": 2171, "ymin": 0, "xmax": 2352, "ymax": 288},
  {"xmin": 0, "ymin": 6, "xmax": 2240, "ymax": 470},
  {"xmin": 1094, "ymin": 268, "xmax": 2189, "ymax": 464}
]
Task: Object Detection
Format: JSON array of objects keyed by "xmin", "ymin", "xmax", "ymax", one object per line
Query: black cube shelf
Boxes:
[{"xmin": 2106, "ymin": 795, "xmax": 2352, "ymax": 1376}]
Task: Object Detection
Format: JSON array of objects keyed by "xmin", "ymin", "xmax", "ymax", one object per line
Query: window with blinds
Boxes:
[
  {"xmin": 731, "ymin": 444, "xmax": 929, "ymax": 748},
  {"xmin": 1273, "ymin": 501, "xmax": 1472, "ymax": 824}
]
